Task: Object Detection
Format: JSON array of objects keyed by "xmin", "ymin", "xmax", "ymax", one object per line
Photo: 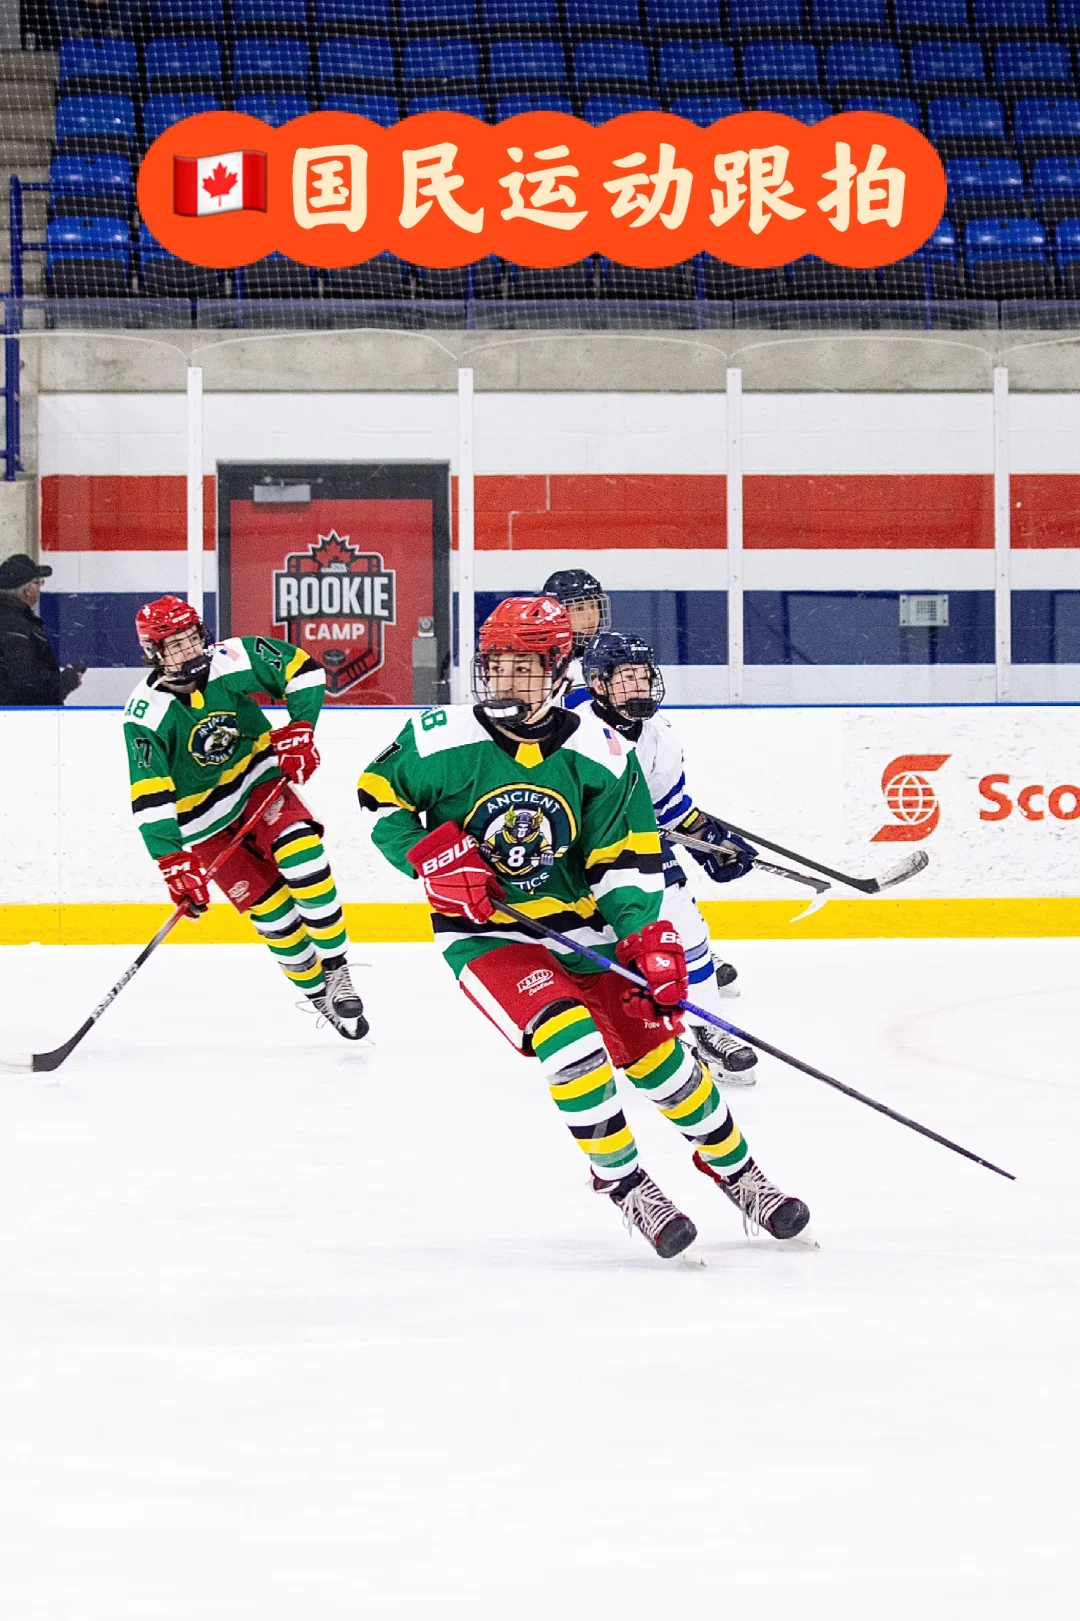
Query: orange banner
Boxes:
[{"xmin": 138, "ymin": 109, "xmax": 946, "ymax": 272}]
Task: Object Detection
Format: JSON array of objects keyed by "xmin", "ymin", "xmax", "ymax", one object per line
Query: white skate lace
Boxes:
[
  {"xmin": 618, "ymin": 1175, "xmax": 679, "ymax": 1244},
  {"xmin": 325, "ymin": 963, "xmax": 360, "ymax": 1005},
  {"xmin": 695, "ymin": 1025, "xmax": 747, "ymax": 1059},
  {"xmin": 728, "ymin": 1164, "xmax": 788, "ymax": 1238}
]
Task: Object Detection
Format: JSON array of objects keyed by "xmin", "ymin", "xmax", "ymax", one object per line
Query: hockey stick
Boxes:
[
  {"xmin": 494, "ymin": 900, "xmax": 1015, "ymax": 1182},
  {"xmin": 666, "ymin": 828, "xmax": 831, "ymax": 922},
  {"xmin": 702, "ymin": 812, "xmax": 930, "ymax": 897},
  {"xmin": 0, "ymin": 786, "xmax": 284, "ymax": 1075}
]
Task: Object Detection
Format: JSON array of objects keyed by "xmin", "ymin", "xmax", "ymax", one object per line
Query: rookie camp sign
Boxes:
[{"xmin": 138, "ymin": 108, "xmax": 946, "ymax": 270}]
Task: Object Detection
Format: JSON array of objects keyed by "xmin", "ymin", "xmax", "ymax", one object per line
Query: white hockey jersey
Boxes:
[{"xmin": 626, "ymin": 711, "xmax": 694, "ymax": 831}]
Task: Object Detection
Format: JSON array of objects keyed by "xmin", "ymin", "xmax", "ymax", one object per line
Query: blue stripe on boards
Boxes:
[
  {"xmin": 744, "ymin": 591, "xmax": 995, "ymax": 667},
  {"xmin": 40, "ymin": 593, "xmax": 219, "ymax": 668},
  {"xmin": 1012, "ymin": 592, "xmax": 1080, "ymax": 664},
  {"xmin": 474, "ymin": 591, "xmax": 728, "ymax": 665}
]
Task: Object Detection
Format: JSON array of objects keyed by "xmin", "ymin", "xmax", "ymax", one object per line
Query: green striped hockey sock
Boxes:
[
  {"xmin": 248, "ymin": 880, "xmax": 326, "ymax": 999},
  {"xmin": 625, "ymin": 1037, "xmax": 750, "ymax": 1178},
  {"xmin": 271, "ymin": 826, "xmax": 349, "ymax": 964},
  {"xmin": 531, "ymin": 1002, "xmax": 639, "ymax": 1185}
]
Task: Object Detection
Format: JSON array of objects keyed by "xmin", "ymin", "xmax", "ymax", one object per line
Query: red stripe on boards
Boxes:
[{"xmin": 41, "ymin": 475, "xmax": 217, "ymax": 551}]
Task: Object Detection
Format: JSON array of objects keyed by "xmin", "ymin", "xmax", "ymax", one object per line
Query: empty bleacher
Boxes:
[{"xmin": 9, "ymin": 0, "xmax": 1080, "ymax": 309}]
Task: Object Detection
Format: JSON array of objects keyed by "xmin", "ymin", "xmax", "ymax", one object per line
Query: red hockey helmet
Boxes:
[
  {"xmin": 135, "ymin": 595, "xmax": 203, "ymax": 658},
  {"xmin": 477, "ymin": 595, "xmax": 574, "ymax": 672}
]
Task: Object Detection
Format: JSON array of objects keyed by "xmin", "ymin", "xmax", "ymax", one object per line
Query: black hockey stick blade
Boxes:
[
  {"xmin": 1, "ymin": 787, "xmax": 283, "ymax": 1075},
  {"xmin": 707, "ymin": 813, "xmax": 931, "ymax": 896},
  {"xmin": 494, "ymin": 900, "xmax": 1015, "ymax": 1183}
]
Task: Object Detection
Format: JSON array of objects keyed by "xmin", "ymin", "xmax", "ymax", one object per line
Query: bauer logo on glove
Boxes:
[{"xmin": 408, "ymin": 822, "xmax": 505, "ymax": 926}]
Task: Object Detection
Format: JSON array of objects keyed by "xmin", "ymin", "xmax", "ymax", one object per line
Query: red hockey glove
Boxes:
[
  {"xmin": 272, "ymin": 720, "xmax": 320, "ymax": 785},
  {"xmin": 408, "ymin": 822, "xmax": 505, "ymax": 926},
  {"xmin": 616, "ymin": 921, "xmax": 688, "ymax": 1026},
  {"xmin": 157, "ymin": 851, "xmax": 210, "ymax": 917}
]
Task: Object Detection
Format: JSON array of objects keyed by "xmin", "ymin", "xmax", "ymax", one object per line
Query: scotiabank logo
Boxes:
[
  {"xmin": 871, "ymin": 754, "xmax": 951, "ymax": 843},
  {"xmin": 979, "ymin": 775, "xmax": 1080, "ymax": 822}
]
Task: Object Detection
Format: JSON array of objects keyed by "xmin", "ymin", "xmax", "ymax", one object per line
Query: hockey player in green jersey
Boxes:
[
  {"xmin": 123, "ymin": 595, "xmax": 367, "ymax": 1040},
  {"xmin": 358, "ymin": 595, "xmax": 809, "ymax": 1256}
]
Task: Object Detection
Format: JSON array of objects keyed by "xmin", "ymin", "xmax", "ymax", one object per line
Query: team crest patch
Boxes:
[
  {"xmin": 273, "ymin": 530, "xmax": 396, "ymax": 697},
  {"xmin": 188, "ymin": 711, "xmax": 242, "ymax": 768},
  {"xmin": 466, "ymin": 784, "xmax": 576, "ymax": 894}
]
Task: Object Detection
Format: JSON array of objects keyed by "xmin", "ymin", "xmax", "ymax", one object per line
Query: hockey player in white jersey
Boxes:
[
  {"xmin": 541, "ymin": 569, "xmax": 611, "ymax": 695},
  {"xmin": 578, "ymin": 630, "xmax": 761, "ymax": 1085}
]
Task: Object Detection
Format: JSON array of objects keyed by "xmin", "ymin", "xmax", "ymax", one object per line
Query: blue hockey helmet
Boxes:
[
  {"xmin": 582, "ymin": 630, "xmax": 665, "ymax": 721},
  {"xmin": 541, "ymin": 568, "xmax": 611, "ymax": 653}
]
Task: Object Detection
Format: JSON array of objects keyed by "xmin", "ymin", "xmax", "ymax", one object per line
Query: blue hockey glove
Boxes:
[{"xmin": 676, "ymin": 809, "xmax": 757, "ymax": 886}]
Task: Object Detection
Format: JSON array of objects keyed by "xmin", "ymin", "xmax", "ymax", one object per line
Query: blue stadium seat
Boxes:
[
  {"xmin": 825, "ymin": 43, "xmax": 904, "ymax": 97},
  {"xmin": 994, "ymin": 43, "xmax": 1073, "ymax": 100},
  {"xmin": 599, "ymin": 260, "xmax": 693, "ymax": 300},
  {"xmin": 151, "ymin": 0, "xmax": 224, "ymax": 36},
  {"xmin": 973, "ymin": 0, "xmax": 1051, "ymax": 40},
  {"xmin": 945, "ymin": 156, "xmax": 1028, "ymax": 224},
  {"xmin": 402, "ymin": 38, "xmax": 482, "ymax": 91},
  {"xmin": 46, "ymin": 215, "xmax": 131, "ymax": 298},
  {"xmin": 49, "ymin": 154, "xmax": 133, "ymax": 218},
  {"xmin": 145, "ymin": 39, "xmax": 223, "ymax": 94},
  {"xmin": 727, "ymin": 0, "xmax": 805, "ymax": 40},
  {"xmin": 657, "ymin": 41, "xmax": 736, "ymax": 92},
  {"xmin": 399, "ymin": 0, "xmax": 479, "ymax": 35},
  {"xmin": 1031, "ymin": 155, "xmax": 1080, "ymax": 224},
  {"xmin": 406, "ymin": 94, "xmax": 488, "ymax": 116},
  {"xmin": 646, "ymin": 0, "xmax": 722, "ymax": 38},
  {"xmin": 741, "ymin": 41, "xmax": 822, "ymax": 97},
  {"xmin": 1014, "ymin": 97, "xmax": 1080, "ymax": 159},
  {"xmin": 320, "ymin": 93, "xmax": 401, "ymax": 123},
  {"xmin": 574, "ymin": 40, "xmax": 651, "ymax": 92},
  {"xmin": 843, "ymin": 95, "xmax": 923, "ymax": 127},
  {"xmin": 755, "ymin": 95, "xmax": 833, "ymax": 123},
  {"xmin": 318, "ymin": 39, "xmax": 396, "ymax": 94},
  {"xmin": 668, "ymin": 95, "xmax": 744, "ymax": 124},
  {"xmin": 488, "ymin": 40, "xmax": 570, "ymax": 92},
  {"xmin": 232, "ymin": 0, "xmax": 309, "ymax": 36},
  {"xmin": 235, "ymin": 255, "xmax": 317, "ymax": 298},
  {"xmin": 565, "ymin": 0, "xmax": 643, "ymax": 36},
  {"xmin": 55, "ymin": 96, "xmax": 137, "ymax": 156},
  {"xmin": 964, "ymin": 217, "xmax": 1051, "ymax": 295},
  {"xmin": 786, "ymin": 257, "xmax": 876, "ymax": 297},
  {"xmin": 1061, "ymin": 0, "xmax": 1080, "ymax": 43},
  {"xmin": 139, "ymin": 225, "xmax": 223, "ymax": 297},
  {"xmin": 697, "ymin": 256, "xmax": 783, "ymax": 298},
  {"xmin": 928, "ymin": 97, "xmax": 1010, "ymax": 156},
  {"xmin": 894, "ymin": 0, "xmax": 972, "ymax": 38},
  {"xmin": 233, "ymin": 39, "xmax": 312, "ymax": 96},
  {"xmin": 481, "ymin": 0, "xmax": 560, "ymax": 32},
  {"xmin": 143, "ymin": 94, "xmax": 223, "ymax": 144},
  {"xmin": 314, "ymin": 0, "xmax": 393, "ymax": 32},
  {"xmin": 507, "ymin": 258, "xmax": 598, "ymax": 297},
  {"xmin": 59, "ymin": 40, "xmax": 137, "ymax": 95},
  {"xmin": 878, "ymin": 219, "xmax": 961, "ymax": 298},
  {"xmin": 327, "ymin": 254, "xmax": 413, "ymax": 299},
  {"xmin": 582, "ymin": 94, "xmax": 662, "ymax": 122},
  {"xmin": 910, "ymin": 42, "xmax": 988, "ymax": 98},
  {"xmin": 1054, "ymin": 219, "xmax": 1080, "ymax": 294},
  {"xmin": 811, "ymin": 0, "xmax": 890, "ymax": 39},
  {"xmin": 494, "ymin": 92, "xmax": 575, "ymax": 117},
  {"xmin": 234, "ymin": 94, "xmax": 314, "ymax": 125}
]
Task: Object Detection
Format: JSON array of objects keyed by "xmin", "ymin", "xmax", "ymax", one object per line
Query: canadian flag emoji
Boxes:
[{"xmin": 173, "ymin": 151, "xmax": 268, "ymax": 216}]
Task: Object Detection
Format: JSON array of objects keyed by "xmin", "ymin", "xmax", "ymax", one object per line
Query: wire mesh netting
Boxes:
[{"xmin": 2, "ymin": 2, "xmax": 1080, "ymax": 320}]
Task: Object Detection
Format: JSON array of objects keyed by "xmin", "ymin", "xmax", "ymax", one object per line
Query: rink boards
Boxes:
[{"xmin": 3, "ymin": 703, "xmax": 1080, "ymax": 943}]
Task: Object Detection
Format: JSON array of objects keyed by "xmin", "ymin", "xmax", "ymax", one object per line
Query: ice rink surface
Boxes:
[{"xmin": 0, "ymin": 936, "xmax": 1076, "ymax": 1620}]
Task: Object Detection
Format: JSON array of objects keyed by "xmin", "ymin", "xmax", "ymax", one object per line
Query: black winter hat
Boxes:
[{"xmin": 0, "ymin": 554, "xmax": 52, "ymax": 590}]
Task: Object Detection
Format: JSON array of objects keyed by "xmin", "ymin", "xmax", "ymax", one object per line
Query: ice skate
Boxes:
[
  {"xmin": 597, "ymin": 1166, "xmax": 698, "ymax": 1259},
  {"xmin": 693, "ymin": 1153, "xmax": 811, "ymax": 1242},
  {"xmin": 324, "ymin": 960, "xmax": 365, "ymax": 1023},
  {"xmin": 712, "ymin": 953, "xmax": 740, "ymax": 997},
  {"xmin": 311, "ymin": 991, "xmax": 370, "ymax": 1042},
  {"xmin": 690, "ymin": 1023, "xmax": 758, "ymax": 1086}
]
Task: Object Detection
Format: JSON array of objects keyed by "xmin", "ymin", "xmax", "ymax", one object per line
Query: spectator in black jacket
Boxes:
[{"xmin": 0, "ymin": 554, "xmax": 85, "ymax": 706}]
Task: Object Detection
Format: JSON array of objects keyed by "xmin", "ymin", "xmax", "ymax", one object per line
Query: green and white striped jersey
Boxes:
[
  {"xmin": 122, "ymin": 635, "xmax": 324, "ymax": 859},
  {"xmin": 358, "ymin": 703, "xmax": 664, "ymax": 978}
]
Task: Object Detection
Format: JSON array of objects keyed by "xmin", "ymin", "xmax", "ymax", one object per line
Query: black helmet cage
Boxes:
[
  {"xmin": 541, "ymin": 569, "xmax": 612, "ymax": 654},
  {"xmin": 585, "ymin": 635, "xmax": 665, "ymax": 721}
]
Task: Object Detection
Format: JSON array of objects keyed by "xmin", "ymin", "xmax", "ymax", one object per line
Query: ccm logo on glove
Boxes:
[{"xmin": 272, "ymin": 720, "xmax": 320, "ymax": 786}]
